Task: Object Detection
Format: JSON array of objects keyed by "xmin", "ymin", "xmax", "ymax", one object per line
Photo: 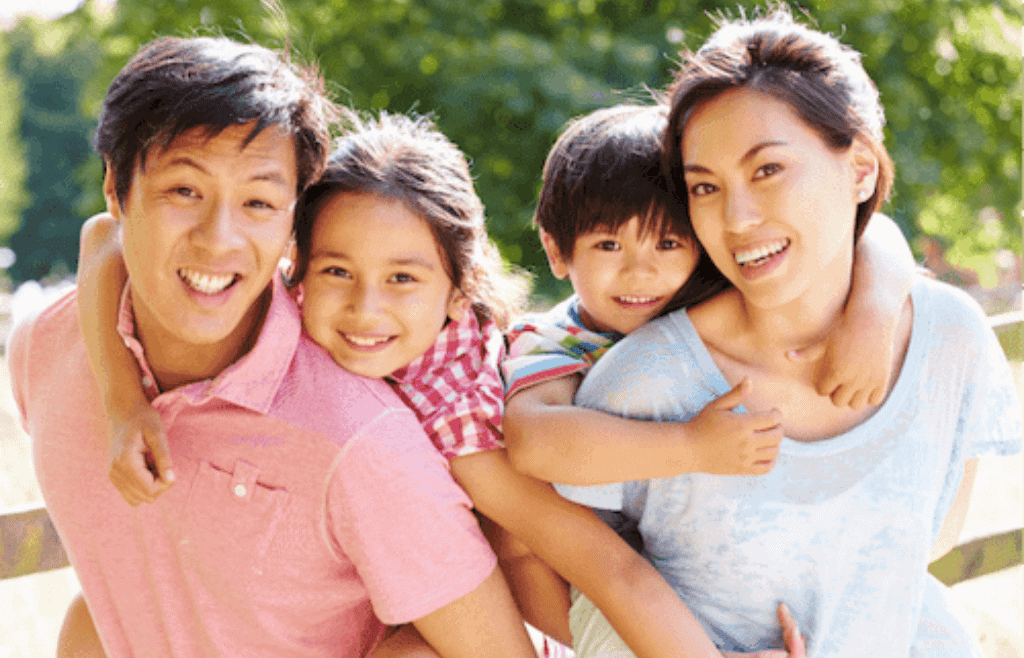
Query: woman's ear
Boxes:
[
  {"xmin": 447, "ymin": 288, "xmax": 471, "ymax": 323},
  {"xmin": 849, "ymin": 137, "xmax": 879, "ymax": 202},
  {"xmin": 539, "ymin": 230, "xmax": 570, "ymax": 280}
]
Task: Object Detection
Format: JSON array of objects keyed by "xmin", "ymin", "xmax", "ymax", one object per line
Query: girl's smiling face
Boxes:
[
  {"xmin": 300, "ymin": 192, "xmax": 468, "ymax": 379},
  {"xmin": 682, "ymin": 88, "xmax": 877, "ymax": 310}
]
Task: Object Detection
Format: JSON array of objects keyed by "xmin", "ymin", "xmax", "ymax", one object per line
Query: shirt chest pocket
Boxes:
[{"xmin": 183, "ymin": 459, "xmax": 290, "ymax": 581}]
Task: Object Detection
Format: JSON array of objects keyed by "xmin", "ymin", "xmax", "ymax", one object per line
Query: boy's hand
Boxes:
[
  {"xmin": 788, "ymin": 306, "xmax": 893, "ymax": 410},
  {"xmin": 107, "ymin": 399, "xmax": 174, "ymax": 506},
  {"xmin": 686, "ymin": 379, "xmax": 783, "ymax": 475},
  {"xmin": 722, "ymin": 603, "xmax": 806, "ymax": 658}
]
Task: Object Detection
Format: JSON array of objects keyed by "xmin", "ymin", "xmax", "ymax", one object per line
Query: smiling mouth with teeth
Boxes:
[
  {"xmin": 343, "ymin": 333, "xmax": 394, "ymax": 347},
  {"xmin": 616, "ymin": 295, "xmax": 660, "ymax": 305},
  {"xmin": 178, "ymin": 269, "xmax": 239, "ymax": 295},
  {"xmin": 734, "ymin": 238, "xmax": 791, "ymax": 267}
]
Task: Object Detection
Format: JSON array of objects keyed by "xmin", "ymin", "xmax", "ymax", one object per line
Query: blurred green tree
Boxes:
[
  {"xmin": 2, "ymin": 7, "xmax": 104, "ymax": 283},
  {"xmin": 6, "ymin": 0, "xmax": 1021, "ymax": 302}
]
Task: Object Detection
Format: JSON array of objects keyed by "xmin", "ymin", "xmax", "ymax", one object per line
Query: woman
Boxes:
[{"xmin": 557, "ymin": 8, "xmax": 1021, "ymax": 656}]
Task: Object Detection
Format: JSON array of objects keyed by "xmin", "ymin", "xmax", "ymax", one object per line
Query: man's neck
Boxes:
[{"xmin": 133, "ymin": 287, "xmax": 271, "ymax": 392}]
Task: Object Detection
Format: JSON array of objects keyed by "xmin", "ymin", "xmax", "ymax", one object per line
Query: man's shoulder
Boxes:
[
  {"xmin": 8, "ymin": 287, "xmax": 81, "ymax": 372},
  {"xmin": 278, "ymin": 335, "xmax": 424, "ymax": 438}
]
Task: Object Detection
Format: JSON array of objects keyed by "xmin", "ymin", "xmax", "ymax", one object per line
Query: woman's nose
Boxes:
[{"xmin": 725, "ymin": 189, "xmax": 763, "ymax": 233}]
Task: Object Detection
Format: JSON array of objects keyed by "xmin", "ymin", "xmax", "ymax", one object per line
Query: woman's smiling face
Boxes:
[{"xmin": 682, "ymin": 88, "xmax": 874, "ymax": 310}]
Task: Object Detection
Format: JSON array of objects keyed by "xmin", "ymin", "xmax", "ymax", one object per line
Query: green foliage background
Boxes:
[{"xmin": 1, "ymin": 0, "xmax": 1020, "ymax": 303}]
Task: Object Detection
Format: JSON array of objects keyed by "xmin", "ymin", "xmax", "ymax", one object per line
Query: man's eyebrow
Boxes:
[
  {"xmin": 683, "ymin": 140, "xmax": 788, "ymax": 173},
  {"xmin": 161, "ymin": 156, "xmax": 290, "ymax": 186}
]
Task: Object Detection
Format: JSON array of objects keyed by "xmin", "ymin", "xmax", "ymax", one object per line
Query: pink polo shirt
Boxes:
[{"xmin": 8, "ymin": 276, "xmax": 496, "ymax": 658}]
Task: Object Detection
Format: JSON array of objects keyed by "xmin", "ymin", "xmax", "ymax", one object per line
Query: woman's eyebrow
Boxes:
[{"xmin": 684, "ymin": 140, "xmax": 788, "ymax": 173}]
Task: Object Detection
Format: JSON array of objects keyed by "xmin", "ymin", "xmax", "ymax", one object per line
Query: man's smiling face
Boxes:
[{"xmin": 108, "ymin": 122, "xmax": 298, "ymax": 364}]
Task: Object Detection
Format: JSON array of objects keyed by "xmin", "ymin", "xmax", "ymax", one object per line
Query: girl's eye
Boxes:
[
  {"xmin": 689, "ymin": 182, "xmax": 716, "ymax": 197},
  {"xmin": 594, "ymin": 240, "xmax": 620, "ymax": 251},
  {"xmin": 389, "ymin": 272, "xmax": 417, "ymax": 283},
  {"xmin": 754, "ymin": 162, "xmax": 782, "ymax": 179},
  {"xmin": 322, "ymin": 266, "xmax": 351, "ymax": 278},
  {"xmin": 657, "ymin": 238, "xmax": 683, "ymax": 250}
]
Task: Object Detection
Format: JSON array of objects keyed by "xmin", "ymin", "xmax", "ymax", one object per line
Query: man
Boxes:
[{"xmin": 9, "ymin": 36, "xmax": 532, "ymax": 657}]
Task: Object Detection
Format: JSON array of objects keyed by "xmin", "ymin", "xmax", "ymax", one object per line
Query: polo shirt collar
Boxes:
[{"xmin": 116, "ymin": 273, "xmax": 301, "ymax": 414}]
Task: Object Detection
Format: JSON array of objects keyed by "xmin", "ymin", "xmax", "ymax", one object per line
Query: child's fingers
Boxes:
[
  {"xmin": 142, "ymin": 421, "xmax": 175, "ymax": 489},
  {"xmin": 846, "ymin": 388, "xmax": 870, "ymax": 411},
  {"xmin": 867, "ymin": 385, "xmax": 885, "ymax": 407},
  {"xmin": 710, "ymin": 377, "xmax": 751, "ymax": 411},
  {"xmin": 777, "ymin": 603, "xmax": 805, "ymax": 658},
  {"xmin": 749, "ymin": 408, "xmax": 783, "ymax": 432}
]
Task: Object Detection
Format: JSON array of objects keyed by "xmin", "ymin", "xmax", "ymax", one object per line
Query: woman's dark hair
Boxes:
[
  {"xmin": 663, "ymin": 6, "xmax": 894, "ymax": 245},
  {"xmin": 93, "ymin": 36, "xmax": 340, "ymax": 210},
  {"xmin": 292, "ymin": 112, "xmax": 530, "ymax": 330}
]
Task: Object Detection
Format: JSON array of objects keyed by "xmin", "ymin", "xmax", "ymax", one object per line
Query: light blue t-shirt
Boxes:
[{"xmin": 557, "ymin": 278, "xmax": 1021, "ymax": 656}]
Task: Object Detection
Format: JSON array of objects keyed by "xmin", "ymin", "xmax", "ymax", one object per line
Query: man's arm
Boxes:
[
  {"xmin": 503, "ymin": 376, "xmax": 782, "ymax": 485},
  {"xmin": 412, "ymin": 566, "xmax": 536, "ymax": 658}
]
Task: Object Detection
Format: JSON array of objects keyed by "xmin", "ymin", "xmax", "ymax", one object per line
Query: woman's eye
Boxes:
[
  {"xmin": 689, "ymin": 182, "xmax": 716, "ymax": 197},
  {"xmin": 594, "ymin": 240, "xmax": 620, "ymax": 251},
  {"xmin": 754, "ymin": 163, "xmax": 782, "ymax": 179},
  {"xmin": 246, "ymin": 199, "xmax": 274, "ymax": 210},
  {"xmin": 389, "ymin": 272, "xmax": 416, "ymax": 283}
]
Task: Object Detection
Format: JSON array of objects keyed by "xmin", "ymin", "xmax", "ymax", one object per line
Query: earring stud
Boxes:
[{"xmin": 857, "ymin": 189, "xmax": 869, "ymax": 201}]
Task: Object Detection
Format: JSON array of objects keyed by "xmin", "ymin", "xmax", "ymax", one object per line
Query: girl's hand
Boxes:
[
  {"xmin": 721, "ymin": 603, "xmax": 806, "ymax": 658},
  {"xmin": 686, "ymin": 378, "xmax": 784, "ymax": 475},
  {"xmin": 107, "ymin": 399, "xmax": 174, "ymax": 506}
]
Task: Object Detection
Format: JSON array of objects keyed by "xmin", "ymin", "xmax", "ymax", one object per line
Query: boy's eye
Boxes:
[
  {"xmin": 754, "ymin": 162, "xmax": 782, "ymax": 179},
  {"xmin": 389, "ymin": 272, "xmax": 417, "ymax": 283},
  {"xmin": 171, "ymin": 186, "xmax": 198, "ymax": 199},
  {"xmin": 689, "ymin": 182, "xmax": 716, "ymax": 197},
  {"xmin": 594, "ymin": 240, "xmax": 620, "ymax": 251}
]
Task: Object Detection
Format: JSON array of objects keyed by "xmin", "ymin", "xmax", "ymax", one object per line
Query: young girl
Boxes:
[{"xmin": 76, "ymin": 113, "xmax": 803, "ymax": 658}]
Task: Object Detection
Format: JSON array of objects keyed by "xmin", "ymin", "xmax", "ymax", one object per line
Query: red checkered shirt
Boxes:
[{"xmin": 388, "ymin": 309, "xmax": 505, "ymax": 461}]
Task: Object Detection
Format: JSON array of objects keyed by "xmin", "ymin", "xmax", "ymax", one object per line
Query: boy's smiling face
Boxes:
[{"xmin": 542, "ymin": 215, "xmax": 699, "ymax": 335}]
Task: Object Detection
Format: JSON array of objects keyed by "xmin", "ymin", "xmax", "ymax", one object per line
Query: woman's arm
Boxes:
[
  {"xmin": 451, "ymin": 449, "xmax": 724, "ymax": 658},
  {"xmin": 503, "ymin": 375, "xmax": 782, "ymax": 485},
  {"xmin": 77, "ymin": 213, "xmax": 173, "ymax": 505},
  {"xmin": 796, "ymin": 213, "xmax": 916, "ymax": 409},
  {"xmin": 929, "ymin": 459, "xmax": 979, "ymax": 563}
]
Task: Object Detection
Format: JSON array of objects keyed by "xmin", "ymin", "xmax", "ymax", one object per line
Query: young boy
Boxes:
[{"xmin": 498, "ymin": 103, "xmax": 916, "ymax": 655}]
